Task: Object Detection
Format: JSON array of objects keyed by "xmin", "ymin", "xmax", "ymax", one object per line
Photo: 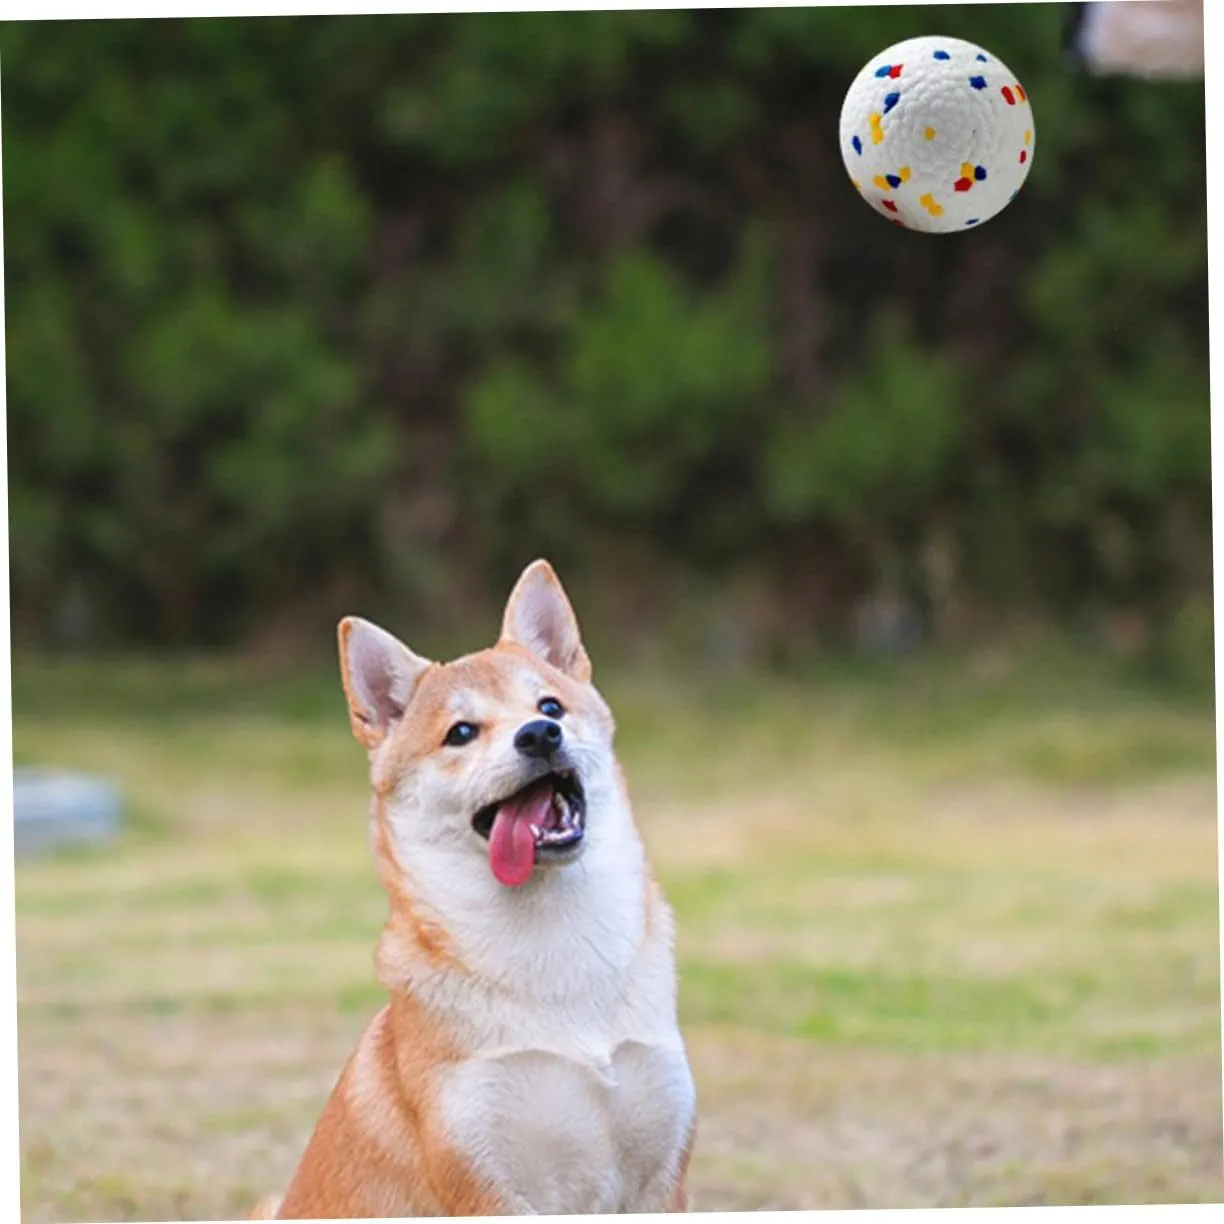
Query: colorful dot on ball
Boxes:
[
  {"xmin": 974, "ymin": 165, "xmax": 987, "ymax": 182},
  {"xmin": 852, "ymin": 135, "xmax": 863, "ymax": 155},
  {"xmin": 970, "ymin": 75, "xmax": 987, "ymax": 90},
  {"xmin": 883, "ymin": 91, "xmax": 901, "ymax": 114},
  {"xmin": 933, "ymin": 50, "xmax": 949, "ymax": 60}
]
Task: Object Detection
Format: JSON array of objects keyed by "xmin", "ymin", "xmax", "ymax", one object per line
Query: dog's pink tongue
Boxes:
[{"xmin": 488, "ymin": 779, "xmax": 553, "ymax": 888}]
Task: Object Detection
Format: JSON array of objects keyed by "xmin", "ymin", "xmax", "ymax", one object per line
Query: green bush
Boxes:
[{"xmin": 1, "ymin": 9, "xmax": 1209, "ymax": 652}]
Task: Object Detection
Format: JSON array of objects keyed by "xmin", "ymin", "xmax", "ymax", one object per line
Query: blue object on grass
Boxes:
[{"xmin": 12, "ymin": 769, "xmax": 123, "ymax": 856}]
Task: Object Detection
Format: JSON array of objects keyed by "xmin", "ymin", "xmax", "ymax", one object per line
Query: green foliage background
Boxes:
[{"xmin": 2, "ymin": 7, "xmax": 1210, "ymax": 657}]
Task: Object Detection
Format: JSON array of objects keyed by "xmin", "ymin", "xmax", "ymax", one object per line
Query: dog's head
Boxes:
[{"xmin": 338, "ymin": 560, "xmax": 622, "ymax": 891}]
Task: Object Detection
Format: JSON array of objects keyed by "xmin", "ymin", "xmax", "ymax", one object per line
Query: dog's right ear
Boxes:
[{"xmin": 338, "ymin": 617, "xmax": 431, "ymax": 750}]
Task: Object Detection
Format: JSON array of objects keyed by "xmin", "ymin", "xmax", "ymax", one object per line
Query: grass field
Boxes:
[{"xmin": 12, "ymin": 644, "xmax": 1224, "ymax": 1221}]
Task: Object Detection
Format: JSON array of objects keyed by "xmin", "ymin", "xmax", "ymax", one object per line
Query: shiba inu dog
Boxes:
[{"xmin": 258, "ymin": 560, "xmax": 696, "ymax": 1219}]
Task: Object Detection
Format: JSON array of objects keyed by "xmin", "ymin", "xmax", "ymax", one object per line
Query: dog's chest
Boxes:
[{"xmin": 438, "ymin": 1038, "xmax": 695, "ymax": 1215}]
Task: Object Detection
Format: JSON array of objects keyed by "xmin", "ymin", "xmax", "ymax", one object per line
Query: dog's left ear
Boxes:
[{"xmin": 499, "ymin": 559, "xmax": 592, "ymax": 683}]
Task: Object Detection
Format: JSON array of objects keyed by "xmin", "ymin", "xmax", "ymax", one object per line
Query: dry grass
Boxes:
[{"xmin": 12, "ymin": 652, "xmax": 1223, "ymax": 1221}]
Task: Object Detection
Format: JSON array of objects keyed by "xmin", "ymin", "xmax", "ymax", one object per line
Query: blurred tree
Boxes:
[{"xmin": 1, "ymin": 7, "xmax": 1208, "ymax": 659}]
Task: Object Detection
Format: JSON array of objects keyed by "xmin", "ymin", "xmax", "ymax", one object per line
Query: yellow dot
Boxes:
[
  {"xmin": 899, "ymin": 166, "xmax": 912, "ymax": 182},
  {"xmin": 924, "ymin": 127, "xmax": 936, "ymax": 141},
  {"xmin": 961, "ymin": 162, "xmax": 974, "ymax": 179},
  {"xmin": 873, "ymin": 174, "xmax": 891, "ymax": 191},
  {"xmin": 1025, "ymin": 130, "xmax": 1033, "ymax": 144},
  {"xmin": 919, "ymin": 193, "xmax": 944, "ymax": 217}
]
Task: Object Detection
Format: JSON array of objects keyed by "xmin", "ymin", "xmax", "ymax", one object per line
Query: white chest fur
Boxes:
[
  {"xmin": 388, "ymin": 779, "xmax": 695, "ymax": 1214},
  {"xmin": 438, "ymin": 1037, "xmax": 696, "ymax": 1215}
]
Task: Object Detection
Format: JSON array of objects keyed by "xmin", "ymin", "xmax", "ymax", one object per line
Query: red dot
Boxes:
[
  {"xmin": 954, "ymin": 178, "xmax": 972, "ymax": 192},
  {"xmin": 1001, "ymin": 86, "xmax": 1015, "ymax": 105},
  {"xmin": 881, "ymin": 199, "xmax": 899, "ymax": 213},
  {"xmin": 889, "ymin": 63, "xmax": 903, "ymax": 78},
  {"xmin": 1019, "ymin": 150, "xmax": 1028, "ymax": 164}
]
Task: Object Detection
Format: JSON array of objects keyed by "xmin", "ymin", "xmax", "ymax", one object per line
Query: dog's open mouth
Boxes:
[{"xmin": 471, "ymin": 770, "xmax": 586, "ymax": 888}]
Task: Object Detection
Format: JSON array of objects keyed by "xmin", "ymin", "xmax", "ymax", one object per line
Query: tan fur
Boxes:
[
  {"xmin": 275, "ymin": 999, "xmax": 503, "ymax": 1218},
  {"xmin": 372, "ymin": 801, "xmax": 465, "ymax": 978},
  {"xmin": 256, "ymin": 561, "xmax": 695, "ymax": 1218},
  {"xmin": 667, "ymin": 1120, "xmax": 696, "ymax": 1213}
]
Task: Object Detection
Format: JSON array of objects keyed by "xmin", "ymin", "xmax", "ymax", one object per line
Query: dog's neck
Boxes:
[{"xmin": 371, "ymin": 786, "xmax": 655, "ymax": 1043}]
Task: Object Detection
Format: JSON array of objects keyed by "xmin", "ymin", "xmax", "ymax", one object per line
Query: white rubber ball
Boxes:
[{"xmin": 839, "ymin": 35, "xmax": 1035, "ymax": 234}]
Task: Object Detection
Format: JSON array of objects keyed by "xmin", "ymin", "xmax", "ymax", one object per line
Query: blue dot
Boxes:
[
  {"xmin": 976, "ymin": 53, "xmax": 988, "ymax": 62},
  {"xmin": 933, "ymin": 50, "xmax": 950, "ymax": 60},
  {"xmin": 885, "ymin": 174, "xmax": 902, "ymax": 188},
  {"xmin": 965, "ymin": 218, "xmax": 980, "ymax": 226},
  {"xmin": 969, "ymin": 75, "xmax": 987, "ymax": 90},
  {"xmin": 875, "ymin": 65, "xmax": 893, "ymax": 78},
  {"xmin": 852, "ymin": 135, "xmax": 862, "ymax": 155},
  {"xmin": 883, "ymin": 91, "xmax": 901, "ymax": 114},
  {"xmin": 974, "ymin": 165, "xmax": 987, "ymax": 181}
]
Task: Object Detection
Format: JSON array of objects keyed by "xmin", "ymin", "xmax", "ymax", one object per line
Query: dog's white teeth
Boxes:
[
  {"xmin": 552, "ymin": 792, "xmax": 565, "ymax": 816},
  {"xmin": 529, "ymin": 824, "xmax": 542, "ymax": 839}
]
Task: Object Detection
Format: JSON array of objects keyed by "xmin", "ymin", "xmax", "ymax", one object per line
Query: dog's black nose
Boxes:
[{"xmin": 514, "ymin": 719, "xmax": 563, "ymax": 759}]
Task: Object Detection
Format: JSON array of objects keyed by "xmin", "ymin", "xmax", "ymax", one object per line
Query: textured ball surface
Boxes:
[{"xmin": 839, "ymin": 35, "xmax": 1035, "ymax": 233}]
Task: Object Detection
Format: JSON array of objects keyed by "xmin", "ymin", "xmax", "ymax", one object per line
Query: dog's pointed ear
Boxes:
[
  {"xmin": 499, "ymin": 559, "xmax": 592, "ymax": 683},
  {"xmin": 338, "ymin": 617, "xmax": 432, "ymax": 750}
]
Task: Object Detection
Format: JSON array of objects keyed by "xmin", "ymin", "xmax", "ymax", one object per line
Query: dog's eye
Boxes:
[
  {"xmin": 537, "ymin": 697, "xmax": 565, "ymax": 719},
  {"xmin": 444, "ymin": 721, "xmax": 479, "ymax": 748}
]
